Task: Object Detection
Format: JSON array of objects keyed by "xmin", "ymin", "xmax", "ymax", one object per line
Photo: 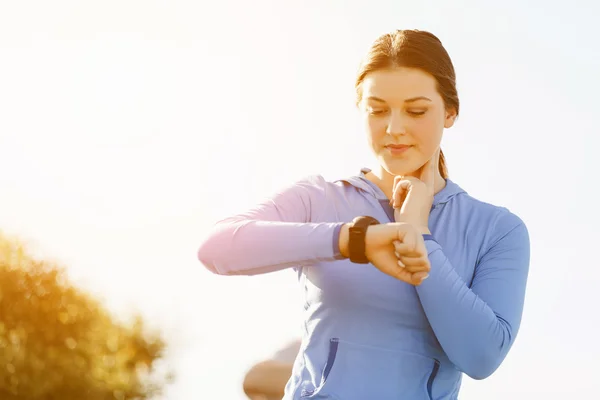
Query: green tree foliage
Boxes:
[{"xmin": 0, "ymin": 233, "xmax": 171, "ymax": 399}]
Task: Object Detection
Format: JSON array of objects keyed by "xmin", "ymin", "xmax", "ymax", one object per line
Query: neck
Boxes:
[{"xmin": 367, "ymin": 165, "xmax": 447, "ymax": 200}]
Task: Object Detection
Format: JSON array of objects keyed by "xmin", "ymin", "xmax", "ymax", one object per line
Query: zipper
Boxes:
[
  {"xmin": 427, "ymin": 359, "xmax": 441, "ymax": 400},
  {"xmin": 301, "ymin": 338, "xmax": 339, "ymax": 397},
  {"xmin": 322, "ymin": 338, "xmax": 339, "ymax": 384}
]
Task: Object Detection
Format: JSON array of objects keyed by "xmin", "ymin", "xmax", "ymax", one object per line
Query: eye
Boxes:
[
  {"xmin": 367, "ymin": 108, "xmax": 388, "ymax": 116},
  {"xmin": 407, "ymin": 110, "xmax": 427, "ymax": 116}
]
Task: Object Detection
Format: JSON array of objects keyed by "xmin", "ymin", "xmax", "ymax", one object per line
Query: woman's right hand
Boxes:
[{"xmin": 364, "ymin": 223, "xmax": 430, "ymax": 286}]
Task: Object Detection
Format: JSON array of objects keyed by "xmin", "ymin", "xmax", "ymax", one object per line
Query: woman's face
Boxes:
[{"xmin": 359, "ymin": 67, "xmax": 456, "ymax": 177}]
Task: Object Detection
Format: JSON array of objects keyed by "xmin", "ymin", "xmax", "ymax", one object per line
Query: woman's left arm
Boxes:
[{"xmin": 415, "ymin": 213, "xmax": 530, "ymax": 380}]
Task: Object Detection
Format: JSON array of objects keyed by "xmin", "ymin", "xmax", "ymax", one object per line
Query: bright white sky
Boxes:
[{"xmin": 1, "ymin": 1, "xmax": 598, "ymax": 399}]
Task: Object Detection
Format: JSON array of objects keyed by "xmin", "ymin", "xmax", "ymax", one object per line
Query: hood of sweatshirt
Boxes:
[{"xmin": 335, "ymin": 167, "xmax": 467, "ymax": 221}]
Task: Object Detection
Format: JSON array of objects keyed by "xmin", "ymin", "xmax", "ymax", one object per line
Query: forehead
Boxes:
[{"xmin": 361, "ymin": 67, "xmax": 440, "ymax": 102}]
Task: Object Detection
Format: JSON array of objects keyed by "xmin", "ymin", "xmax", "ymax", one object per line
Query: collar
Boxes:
[{"xmin": 335, "ymin": 167, "xmax": 466, "ymax": 206}]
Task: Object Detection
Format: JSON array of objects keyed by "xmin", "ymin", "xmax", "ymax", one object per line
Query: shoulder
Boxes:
[
  {"xmin": 465, "ymin": 194, "xmax": 525, "ymax": 229},
  {"xmin": 282, "ymin": 173, "xmax": 356, "ymax": 197},
  {"xmin": 455, "ymin": 190, "xmax": 529, "ymax": 250},
  {"xmin": 265, "ymin": 175, "xmax": 346, "ymax": 217}
]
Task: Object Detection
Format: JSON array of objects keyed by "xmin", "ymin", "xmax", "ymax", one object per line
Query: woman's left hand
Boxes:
[{"xmin": 392, "ymin": 149, "xmax": 440, "ymax": 234}]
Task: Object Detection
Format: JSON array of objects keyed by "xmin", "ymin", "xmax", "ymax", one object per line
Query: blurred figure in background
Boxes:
[{"xmin": 243, "ymin": 339, "xmax": 301, "ymax": 400}]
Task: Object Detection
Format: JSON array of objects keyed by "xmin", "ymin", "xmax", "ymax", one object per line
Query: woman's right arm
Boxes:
[{"xmin": 197, "ymin": 175, "xmax": 346, "ymax": 275}]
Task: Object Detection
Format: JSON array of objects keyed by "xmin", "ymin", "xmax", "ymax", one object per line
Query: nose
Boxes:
[{"xmin": 386, "ymin": 109, "xmax": 407, "ymax": 136}]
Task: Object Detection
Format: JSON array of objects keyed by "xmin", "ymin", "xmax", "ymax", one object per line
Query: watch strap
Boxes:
[{"xmin": 348, "ymin": 216, "xmax": 380, "ymax": 264}]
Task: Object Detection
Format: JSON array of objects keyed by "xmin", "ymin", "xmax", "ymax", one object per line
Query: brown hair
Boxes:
[{"xmin": 355, "ymin": 29, "xmax": 459, "ymax": 179}]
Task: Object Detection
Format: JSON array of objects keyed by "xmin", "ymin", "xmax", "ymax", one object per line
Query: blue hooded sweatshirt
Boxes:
[{"xmin": 198, "ymin": 168, "xmax": 530, "ymax": 400}]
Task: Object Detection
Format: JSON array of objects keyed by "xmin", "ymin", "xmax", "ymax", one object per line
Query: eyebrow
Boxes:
[{"xmin": 366, "ymin": 96, "xmax": 432, "ymax": 103}]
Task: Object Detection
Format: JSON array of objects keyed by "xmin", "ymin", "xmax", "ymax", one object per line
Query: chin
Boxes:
[{"xmin": 380, "ymin": 158, "xmax": 421, "ymax": 177}]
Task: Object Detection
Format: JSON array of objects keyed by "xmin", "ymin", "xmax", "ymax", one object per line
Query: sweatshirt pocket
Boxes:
[{"xmin": 301, "ymin": 338, "xmax": 440, "ymax": 400}]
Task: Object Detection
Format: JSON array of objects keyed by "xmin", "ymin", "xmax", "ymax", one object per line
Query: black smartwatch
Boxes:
[{"xmin": 348, "ymin": 216, "xmax": 380, "ymax": 264}]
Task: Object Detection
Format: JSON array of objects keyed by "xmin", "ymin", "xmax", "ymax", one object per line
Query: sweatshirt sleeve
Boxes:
[
  {"xmin": 415, "ymin": 212, "xmax": 530, "ymax": 380},
  {"xmin": 197, "ymin": 175, "xmax": 345, "ymax": 275}
]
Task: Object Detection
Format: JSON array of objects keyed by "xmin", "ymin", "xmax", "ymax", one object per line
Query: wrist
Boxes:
[
  {"xmin": 418, "ymin": 226, "xmax": 431, "ymax": 235},
  {"xmin": 395, "ymin": 217, "xmax": 430, "ymax": 234},
  {"xmin": 339, "ymin": 223, "xmax": 350, "ymax": 258}
]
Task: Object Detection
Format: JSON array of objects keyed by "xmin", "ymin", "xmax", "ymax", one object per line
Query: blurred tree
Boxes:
[{"xmin": 0, "ymin": 233, "xmax": 172, "ymax": 400}]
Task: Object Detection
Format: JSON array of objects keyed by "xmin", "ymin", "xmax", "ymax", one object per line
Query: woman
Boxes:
[{"xmin": 198, "ymin": 29, "xmax": 530, "ymax": 400}]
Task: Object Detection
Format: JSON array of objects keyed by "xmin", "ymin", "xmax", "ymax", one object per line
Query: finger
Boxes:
[
  {"xmin": 393, "ymin": 264, "xmax": 419, "ymax": 285},
  {"xmin": 392, "ymin": 175, "xmax": 403, "ymax": 203},
  {"xmin": 404, "ymin": 264, "xmax": 429, "ymax": 274},
  {"xmin": 394, "ymin": 241, "xmax": 419, "ymax": 257},
  {"xmin": 394, "ymin": 253, "xmax": 427, "ymax": 272},
  {"xmin": 395, "ymin": 176, "xmax": 421, "ymax": 188},
  {"xmin": 392, "ymin": 241, "xmax": 406, "ymax": 268},
  {"xmin": 395, "ymin": 254, "xmax": 405, "ymax": 268},
  {"xmin": 412, "ymin": 271, "xmax": 430, "ymax": 285},
  {"xmin": 391, "ymin": 262, "xmax": 428, "ymax": 286},
  {"xmin": 391, "ymin": 179, "xmax": 411, "ymax": 208},
  {"xmin": 393, "ymin": 176, "xmax": 425, "ymax": 208},
  {"xmin": 393, "ymin": 175, "xmax": 405, "ymax": 190},
  {"xmin": 398, "ymin": 255, "xmax": 429, "ymax": 268},
  {"xmin": 374, "ymin": 252, "xmax": 416, "ymax": 285},
  {"xmin": 394, "ymin": 255, "xmax": 428, "ymax": 273},
  {"xmin": 394, "ymin": 241, "xmax": 429, "ymax": 273}
]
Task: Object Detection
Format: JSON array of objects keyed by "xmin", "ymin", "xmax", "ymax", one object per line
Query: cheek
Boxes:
[
  {"xmin": 415, "ymin": 116, "xmax": 443, "ymax": 145},
  {"xmin": 366, "ymin": 118, "xmax": 387, "ymax": 141}
]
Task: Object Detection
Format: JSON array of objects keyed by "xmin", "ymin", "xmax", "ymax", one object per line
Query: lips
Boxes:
[
  {"xmin": 385, "ymin": 144, "xmax": 411, "ymax": 150},
  {"xmin": 385, "ymin": 144, "xmax": 412, "ymax": 155}
]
